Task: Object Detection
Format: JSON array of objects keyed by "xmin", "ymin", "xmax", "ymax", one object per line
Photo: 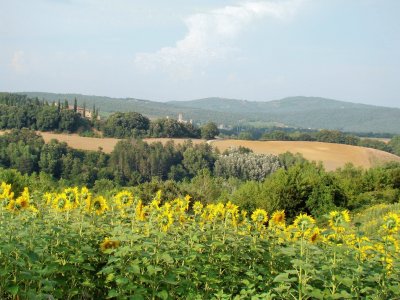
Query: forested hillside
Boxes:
[
  {"xmin": 18, "ymin": 92, "xmax": 400, "ymax": 133},
  {"xmin": 170, "ymin": 97, "xmax": 400, "ymax": 133}
]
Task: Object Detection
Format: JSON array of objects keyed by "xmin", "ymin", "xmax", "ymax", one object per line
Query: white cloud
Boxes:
[
  {"xmin": 134, "ymin": 0, "xmax": 304, "ymax": 77},
  {"xmin": 10, "ymin": 50, "xmax": 26, "ymax": 73}
]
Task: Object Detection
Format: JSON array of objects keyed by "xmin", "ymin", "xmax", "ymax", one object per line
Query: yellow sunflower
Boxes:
[
  {"xmin": 12, "ymin": 187, "xmax": 31, "ymax": 211},
  {"xmin": 381, "ymin": 212, "xmax": 400, "ymax": 234},
  {"xmin": 270, "ymin": 210, "xmax": 286, "ymax": 226},
  {"xmin": 63, "ymin": 187, "xmax": 80, "ymax": 208},
  {"xmin": 43, "ymin": 192, "xmax": 55, "ymax": 206},
  {"xmin": 135, "ymin": 199, "xmax": 146, "ymax": 221},
  {"xmin": 293, "ymin": 213, "xmax": 315, "ymax": 232},
  {"xmin": 80, "ymin": 187, "xmax": 92, "ymax": 209},
  {"xmin": 52, "ymin": 193, "xmax": 72, "ymax": 212},
  {"xmin": 90, "ymin": 196, "xmax": 109, "ymax": 215},
  {"xmin": 328, "ymin": 210, "xmax": 351, "ymax": 233},
  {"xmin": 0, "ymin": 182, "xmax": 14, "ymax": 200},
  {"xmin": 114, "ymin": 191, "xmax": 134, "ymax": 209},
  {"xmin": 158, "ymin": 210, "xmax": 174, "ymax": 232},
  {"xmin": 212, "ymin": 203, "xmax": 225, "ymax": 220},
  {"xmin": 308, "ymin": 227, "xmax": 321, "ymax": 243},
  {"xmin": 192, "ymin": 201, "xmax": 203, "ymax": 215},
  {"xmin": 100, "ymin": 237, "xmax": 120, "ymax": 252},
  {"xmin": 251, "ymin": 209, "xmax": 268, "ymax": 224}
]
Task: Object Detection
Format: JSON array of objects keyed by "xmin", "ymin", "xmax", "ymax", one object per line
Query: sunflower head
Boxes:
[
  {"xmin": 193, "ymin": 201, "xmax": 203, "ymax": 215},
  {"xmin": 226, "ymin": 201, "xmax": 239, "ymax": 216},
  {"xmin": 0, "ymin": 182, "xmax": 13, "ymax": 200},
  {"xmin": 114, "ymin": 191, "xmax": 134, "ymax": 209},
  {"xmin": 328, "ymin": 210, "xmax": 351, "ymax": 233},
  {"xmin": 382, "ymin": 212, "xmax": 400, "ymax": 234},
  {"xmin": 43, "ymin": 192, "xmax": 55, "ymax": 206},
  {"xmin": 64, "ymin": 187, "xmax": 79, "ymax": 208},
  {"xmin": 80, "ymin": 187, "xmax": 92, "ymax": 206},
  {"xmin": 251, "ymin": 209, "xmax": 268, "ymax": 224},
  {"xmin": 100, "ymin": 237, "xmax": 120, "ymax": 252},
  {"xmin": 270, "ymin": 210, "xmax": 286, "ymax": 226},
  {"xmin": 158, "ymin": 210, "xmax": 174, "ymax": 232},
  {"xmin": 308, "ymin": 228, "xmax": 321, "ymax": 243},
  {"xmin": 52, "ymin": 193, "xmax": 72, "ymax": 212},
  {"xmin": 293, "ymin": 214, "xmax": 315, "ymax": 232},
  {"xmin": 91, "ymin": 196, "xmax": 109, "ymax": 215},
  {"xmin": 14, "ymin": 187, "xmax": 31, "ymax": 211}
]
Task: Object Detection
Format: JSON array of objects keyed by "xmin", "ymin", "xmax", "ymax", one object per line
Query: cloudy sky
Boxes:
[{"xmin": 1, "ymin": 0, "xmax": 399, "ymax": 106}]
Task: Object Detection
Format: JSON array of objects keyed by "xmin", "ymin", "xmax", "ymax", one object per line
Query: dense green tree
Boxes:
[
  {"xmin": 36, "ymin": 106, "xmax": 60, "ymax": 131},
  {"xmin": 103, "ymin": 112, "xmax": 150, "ymax": 138},
  {"xmin": 39, "ymin": 140, "xmax": 68, "ymax": 178},
  {"xmin": 182, "ymin": 143, "xmax": 216, "ymax": 176},
  {"xmin": 200, "ymin": 122, "xmax": 219, "ymax": 140},
  {"xmin": 149, "ymin": 118, "xmax": 200, "ymax": 138},
  {"xmin": 389, "ymin": 136, "xmax": 400, "ymax": 156},
  {"xmin": 59, "ymin": 110, "xmax": 80, "ymax": 132},
  {"xmin": 0, "ymin": 93, "xmax": 88, "ymax": 133}
]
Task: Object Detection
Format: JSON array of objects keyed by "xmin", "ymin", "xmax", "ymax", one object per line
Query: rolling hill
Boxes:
[
  {"xmin": 18, "ymin": 92, "xmax": 400, "ymax": 134},
  {"xmin": 169, "ymin": 97, "xmax": 400, "ymax": 133}
]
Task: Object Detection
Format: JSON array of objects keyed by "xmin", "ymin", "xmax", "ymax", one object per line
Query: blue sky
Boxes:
[{"xmin": 1, "ymin": 0, "xmax": 399, "ymax": 107}]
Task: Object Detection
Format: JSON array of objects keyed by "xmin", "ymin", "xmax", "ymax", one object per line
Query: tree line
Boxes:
[
  {"xmin": 0, "ymin": 93, "xmax": 220, "ymax": 139},
  {"xmin": 0, "ymin": 93, "xmax": 91, "ymax": 132}
]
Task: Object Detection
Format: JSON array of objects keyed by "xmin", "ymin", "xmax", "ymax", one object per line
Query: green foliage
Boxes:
[
  {"xmin": 103, "ymin": 112, "xmax": 150, "ymax": 138},
  {"xmin": 232, "ymin": 162, "xmax": 349, "ymax": 220},
  {"xmin": 278, "ymin": 152, "xmax": 308, "ymax": 169},
  {"xmin": 0, "ymin": 93, "xmax": 90, "ymax": 133},
  {"xmin": 389, "ymin": 136, "xmax": 400, "ymax": 156},
  {"xmin": 182, "ymin": 143, "xmax": 216, "ymax": 176},
  {"xmin": 262, "ymin": 130, "xmax": 293, "ymax": 141},
  {"xmin": 149, "ymin": 118, "xmax": 200, "ymax": 138},
  {"xmin": 200, "ymin": 122, "xmax": 219, "ymax": 139}
]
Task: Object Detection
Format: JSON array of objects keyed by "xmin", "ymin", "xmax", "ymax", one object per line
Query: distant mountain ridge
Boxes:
[{"xmin": 17, "ymin": 92, "xmax": 400, "ymax": 134}]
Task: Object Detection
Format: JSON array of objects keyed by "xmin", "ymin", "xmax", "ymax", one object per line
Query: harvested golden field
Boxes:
[
  {"xmin": 38, "ymin": 132, "xmax": 120, "ymax": 153},
  {"xmin": 210, "ymin": 140, "xmax": 400, "ymax": 171},
  {"xmin": 1, "ymin": 130, "xmax": 399, "ymax": 170},
  {"xmin": 0, "ymin": 131, "xmax": 204, "ymax": 153}
]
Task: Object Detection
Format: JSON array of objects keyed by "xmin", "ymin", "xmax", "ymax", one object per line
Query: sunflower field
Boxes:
[{"xmin": 0, "ymin": 181, "xmax": 399, "ymax": 299}]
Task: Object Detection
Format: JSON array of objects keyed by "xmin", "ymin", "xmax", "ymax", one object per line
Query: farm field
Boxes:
[
  {"xmin": 1, "ymin": 182, "xmax": 399, "ymax": 299},
  {"xmin": 211, "ymin": 139, "xmax": 400, "ymax": 171},
  {"xmin": 1, "ymin": 130, "xmax": 399, "ymax": 171},
  {"xmin": 38, "ymin": 133, "xmax": 205, "ymax": 152},
  {"xmin": 0, "ymin": 131, "xmax": 205, "ymax": 153}
]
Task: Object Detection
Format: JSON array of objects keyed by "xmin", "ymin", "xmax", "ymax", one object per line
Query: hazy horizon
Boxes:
[{"xmin": 1, "ymin": 0, "xmax": 400, "ymax": 107}]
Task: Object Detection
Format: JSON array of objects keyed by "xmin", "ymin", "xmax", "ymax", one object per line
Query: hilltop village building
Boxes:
[
  {"xmin": 67, "ymin": 105, "xmax": 93, "ymax": 119},
  {"xmin": 55, "ymin": 103, "xmax": 100, "ymax": 120},
  {"xmin": 166, "ymin": 113, "xmax": 193, "ymax": 124}
]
